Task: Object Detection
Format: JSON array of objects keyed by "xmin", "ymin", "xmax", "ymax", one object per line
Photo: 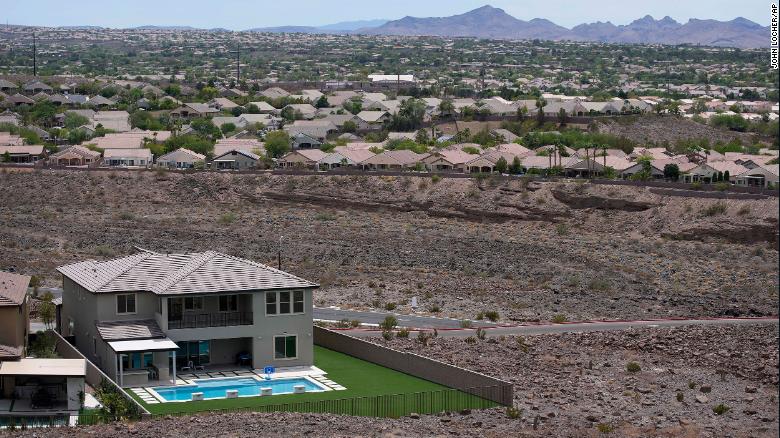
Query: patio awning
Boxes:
[
  {"xmin": 0, "ymin": 358, "xmax": 86, "ymax": 377},
  {"xmin": 108, "ymin": 338, "xmax": 179, "ymax": 353}
]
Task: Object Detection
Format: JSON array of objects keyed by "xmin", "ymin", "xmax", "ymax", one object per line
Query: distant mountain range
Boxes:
[
  {"xmin": 246, "ymin": 19, "xmax": 388, "ymax": 34},
  {"xmin": 7, "ymin": 5, "xmax": 768, "ymax": 48},
  {"xmin": 362, "ymin": 6, "xmax": 769, "ymax": 48}
]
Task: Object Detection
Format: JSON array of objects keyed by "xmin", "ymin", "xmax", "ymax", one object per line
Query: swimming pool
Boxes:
[{"xmin": 150, "ymin": 376, "xmax": 327, "ymax": 402}]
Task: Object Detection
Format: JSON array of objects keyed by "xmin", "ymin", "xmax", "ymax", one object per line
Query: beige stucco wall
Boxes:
[{"xmin": 0, "ymin": 299, "xmax": 27, "ymax": 351}]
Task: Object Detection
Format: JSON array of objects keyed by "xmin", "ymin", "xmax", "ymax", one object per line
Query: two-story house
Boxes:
[{"xmin": 57, "ymin": 250, "xmax": 318, "ymax": 387}]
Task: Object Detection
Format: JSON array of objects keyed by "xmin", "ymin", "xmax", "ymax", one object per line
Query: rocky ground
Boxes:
[
  {"xmin": 597, "ymin": 115, "xmax": 766, "ymax": 147},
  {"xmin": 5, "ymin": 324, "xmax": 777, "ymax": 437},
  {"xmin": 0, "ymin": 169, "xmax": 777, "ymax": 322}
]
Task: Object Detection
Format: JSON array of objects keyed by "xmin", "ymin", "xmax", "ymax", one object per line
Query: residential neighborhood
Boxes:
[{"xmin": 0, "ymin": 1, "xmax": 777, "ymax": 436}]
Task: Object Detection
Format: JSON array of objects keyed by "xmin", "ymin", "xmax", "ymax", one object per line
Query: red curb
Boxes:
[{"xmin": 332, "ymin": 316, "xmax": 779, "ymax": 333}]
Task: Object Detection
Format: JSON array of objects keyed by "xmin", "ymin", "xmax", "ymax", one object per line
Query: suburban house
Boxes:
[
  {"xmin": 212, "ymin": 149, "xmax": 261, "ymax": 170},
  {"xmin": 361, "ymin": 150, "xmax": 427, "ymax": 170},
  {"xmin": 0, "ymin": 145, "xmax": 47, "ymax": 164},
  {"xmin": 0, "ymin": 271, "xmax": 86, "ymax": 416},
  {"xmin": 319, "ymin": 148, "xmax": 376, "ymax": 170},
  {"xmin": 209, "ymin": 98, "xmax": 239, "ymax": 111},
  {"xmin": 48, "ymin": 145, "xmax": 102, "ymax": 167},
  {"xmin": 156, "ymin": 148, "xmax": 206, "ymax": 169},
  {"xmin": 57, "ymin": 250, "xmax": 318, "ymax": 387},
  {"xmin": 214, "ymin": 139, "xmax": 265, "ymax": 158},
  {"xmin": 424, "ymin": 150, "xmax": 479, "ymax": 172},
  {"xmin": 353, "ymin": 111, "xmax": 390, "ymax": 130},
  {"xmin": 734, "ymin": 165, "xmax": 779, "ymax": 187},
  {"xmin": 170, "ymin": 103, "xmax": 220, "ymax": 119},
  {"xmin": 102, "ymin": 148, "xmax": 153, "ymax": 168},
  {"xmin": 260, "ymin": 87, "xmax": 290, "ymax": 99},
  {"xmin": 290, "ymin": 132, "xmax": 323, "ymax": 150},
  {"xmin": 278, "ymin": 149, "xmax": 327, "ymax": 169}
]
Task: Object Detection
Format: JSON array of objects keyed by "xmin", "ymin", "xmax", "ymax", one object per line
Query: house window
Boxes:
[
  {"xmin": 266, "ymin": 291, "xmax": 305, "ymax": 315},
  {"xmin": 116, "ymin": 294, "xmax": 136, "ymax": 315},
  {"xmin": 184, "ymin": 296, "xmax": 203, "ymax": 311},
  {"xmin": 274, "ymin": 335, "xmax": 297, "ymax": 360},
  {"xmin": 121, "ymin": 352, "xmax": 154, "ymax": 370},
  {"xmin": 266, "ymin": 292, "xmax": 277, "ymax": 315},
  {"xmin": 219, "ymin": 295, "xmax": 238, "ymax": 312}
]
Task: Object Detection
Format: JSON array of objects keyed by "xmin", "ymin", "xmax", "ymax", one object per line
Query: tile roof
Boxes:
[
  {"xmin": 95, "ymin": 320, "xmax": 165, "ymax": 341},
  {"xmin": 0, "ymin": 271, "xmax": 29, "ymax": 306},
  {"xmin": 57, "ymin": 251, "xmax": 317, "ymax": 295},
  {"xmin": 0, "ymin": 344, "xmax": 22, "ymax": 360}
]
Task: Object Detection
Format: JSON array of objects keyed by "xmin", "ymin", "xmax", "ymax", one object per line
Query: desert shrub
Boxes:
[
  {"xmin": 315, "ymin": 212, "xmax": 336, "ymax": 221},
  {"xmin": 676, "ymin": 392, "xmax": 684, "ymax": 402},
  {"xmin": 428, "ymin": 305, "xmax": 441, "ymax": 313},
  {"xmin": 417, "ymin": 330, "xmax": 433, "ymax": 346},
  {"xmin": 476, "ymin": 327, "xmax": 486, "ymax": 340},
  {"xmin": 701, "ymin": 202, "xmax": 727, "ymax": 217},
  {"xmin": 555, "ymin": 223, "xmax": 569, "ymax": 236},
  {"xmin": 381, "ymin": 330, "xmax": 393, "ymax": 340},
  {"xmin": 714, "ymin": 182, "xmax": 730, "ymax": 191},
  {"xmin": 218, "ymin": 212, "xmax": 237, "ymax": 224},
  {"xmin": 737, "ymin": 205, "xmax": 751, "ymax": 216},
  {"xmin": 460, "ymin": 320, "xmax": 472, "ymax": 328},
  {"xmin": 379, "ymin": 316, "xmax": 398, "ymax": 331},
  {"xmin": 431, "ymin": 175, "xmax": 441, "ymax": 184},
  {"xmin": 597, "ymin": 423, "xmax": 614, "ymax": 433},
  {"xmin": 350, "ymin": 319, "xmax": 361, "ymax": 328},
  {"xmin": 384, "ymin": 302, "xmax": 397, "ymax": 311},
  {"xmin": 712, "ymin": 404, "xmax": 730, "ymax": 415},
  {"xmin": 690, "ymin": 181, "xmax": 702, "ymax": 190},
  {"xmin": 484, "ymin": 310, "xmax": 500, "ymax": 322},
  {"xmin": 551, "ymin": 314, "xmax": 567, "ymax": 324},
  {"xmin": 626, "ymin": 362, "xmax": 641, "ymax": 373},
  {"xmin": 506, "ymin": 406, "xmax": 523, "ymax": 419},
  {"xmin": 464, "ymin": 336, "xmax": 477, "ymax": 344},
  {"xmin": 475, "ymin": 312, "xmax": 485, "ymax": 320},
  {"xmin": 396, "ymin": 327, "xmax": 410, "ymax": 338},
  {"xmin": 588, "ymin": 278, "xmax": 611, "ymax": 292}
]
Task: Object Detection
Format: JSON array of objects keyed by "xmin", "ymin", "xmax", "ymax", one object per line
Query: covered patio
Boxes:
[
  {"xmin": 109, "ymin": 338, "xmax": 180, "ymax": 388},
  {"xmin": 0, "ymin": 358, "xmax": 86, "ymax": 416}
]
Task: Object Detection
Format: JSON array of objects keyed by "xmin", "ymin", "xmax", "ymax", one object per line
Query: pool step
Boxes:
[{"xmin": 311, "ymin": 375, "xmax": 347, "ymax": 391}]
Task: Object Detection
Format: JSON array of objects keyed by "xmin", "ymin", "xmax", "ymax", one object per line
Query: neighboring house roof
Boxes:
[
  {"xmin": 261, "ymin": 87, "xmax": 290, "ymax": 99},
  {"xmin": 157, "ymin": 148, "xmax": 206, "ymax": 162},
  {"xmin": 214, "ymin": 139, "xmax": 265, "ymax": 157},
  {"xmin": 50, "ymin": 145, "xmax": 101, "ymax": 160},
  {"xmin": 0, "ymin": 344, "xmax": 22, "ymax": 361},
  {"xmin": 281, "ymin": 149, "xmax": 327, "ymax": 162},
  {"xmin": 57, "ymin": 250, "xmax": 318, "ymax": 295},
  {"xmin": 0, "ymin": 271, "xmax": 29, "ymax": 306},
  {"xmin": 0, "ymin": 145, "xmax": 45, "ymax": 156},
  {"xmin": 356, "ymin": 111, "xmax": 389, "ymax": 123},
  {"xmin": 103, "ymin": 148, "xmax": 153, "ymax": 159},
  {"xmin": 213, "ymin": 149, "xmax": 261, "ymax": 161},
  {"xmin": 362, "ymin": 149, "xmax": 426, "ymax": 166},
  {"xmin": 247, "ymin": 101, "xmax": 277, "ymax": 112},
  {"xmin": 96, "ymin": 319, "xmax": 165, "ymax": 341}
]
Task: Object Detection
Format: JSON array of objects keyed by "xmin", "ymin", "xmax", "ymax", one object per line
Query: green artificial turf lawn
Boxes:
[{"xmin": 129, "ymin": 346, "xmax": 494, "ymax": 416}]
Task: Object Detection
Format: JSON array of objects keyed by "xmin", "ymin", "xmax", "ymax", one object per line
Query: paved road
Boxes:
[
  {"xmin": 313, "ymin": 307, "xmax": 497, "ymax": 329},
  {"xmin": 339, "ymin": 317, "xmax": 779, "ymax": 338}
]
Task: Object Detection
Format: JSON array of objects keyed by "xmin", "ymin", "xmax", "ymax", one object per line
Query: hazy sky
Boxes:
[{"xmin": 3, "ymin": 0, "xmax": 772, "ymax": 29}]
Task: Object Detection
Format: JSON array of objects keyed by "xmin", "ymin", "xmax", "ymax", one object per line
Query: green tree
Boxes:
[
  {"xmin": 509, "ymin": 156, "xmax": 523, "ymax": 174},
  {"xmin": 1, "ymin": 151, "xmax": 10, "ymax": 162},
  {"xmin": 220, "ymin": 123, "xmax": 236, "ymax": 135},
  {"xmin": 495, "ymin": 156, "xmax": 508, "ymax": 174},
  {"xmin": 342, "ymin": 120, "xmax": 357, "ymax": 133},
  {"xmin": 663, "ymin": 163, "xmax": 680, "ymax": 181},
  {"xmin": 264, "ymin": 130, "xmax": 291, "ymax": 158},
  {"xmin": 64, "ymin": 112, "xmax": 90, "ymax": 129},
  {"xmin": 39, "ymin": 291, "xmax": 56, "ymax": 330},
  {"xmin": 314, "ymin": 95, "xmax": 329, "ymax": 108}
]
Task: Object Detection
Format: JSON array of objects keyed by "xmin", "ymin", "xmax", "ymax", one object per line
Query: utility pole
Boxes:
[
  {"xmin": 33, "ymin": 31, "xmax": 37, "ymax": 77},
  {"xmin": 277, "ymin": 235, "xmax": 284, "ymax": 270}
]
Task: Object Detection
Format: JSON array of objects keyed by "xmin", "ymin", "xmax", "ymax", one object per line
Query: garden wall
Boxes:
[
  {"xmin": 313, "ymin": 327, "xmax": 513, "ymax": 406},
  {"xmin": 50, "ymin": 330, "xmax": 150, "ymax": 415}
]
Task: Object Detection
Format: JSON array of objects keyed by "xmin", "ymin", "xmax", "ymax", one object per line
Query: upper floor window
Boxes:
[
  {"xmin": 116, "ymin": 293, "xmax": 136, "ymax": 315},
  {"xmin": 184, "ymin": 296, "xmax": 203, "ymax": 311},
  {"xmin": 266, "ymin": 290, "xmax": 304, "ymax": 315},
  {"xmin": 219, "ymin": 295, "xmax": 238, "ymax": 312}
]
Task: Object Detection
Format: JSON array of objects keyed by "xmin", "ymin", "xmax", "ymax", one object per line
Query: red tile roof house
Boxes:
[{"xmin": 57, "ymin": 250, "xmax": 318, "ymax": 388}]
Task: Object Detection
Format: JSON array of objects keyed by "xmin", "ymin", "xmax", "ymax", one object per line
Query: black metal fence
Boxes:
[
  {"xmin": 0, "ymin": 385, "xmax": 509, "ymax": 429},
  {"xmin": 167, "ymin": 312, "xmax": 253, "ymax": 329}
]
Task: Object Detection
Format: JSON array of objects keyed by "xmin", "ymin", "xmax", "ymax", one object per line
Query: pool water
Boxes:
[{"xmin": 151, "ymin": 377, "xmax": 326, "ymax": 402}]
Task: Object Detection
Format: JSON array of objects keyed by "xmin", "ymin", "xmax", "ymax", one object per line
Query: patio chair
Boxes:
[
  {"xmin": 194, "ymin": 363, "xmax": 205, "ymax": 371},
  {"xmin": 180, "ymin": 361, "xmax": 194, "ymax": 373}
]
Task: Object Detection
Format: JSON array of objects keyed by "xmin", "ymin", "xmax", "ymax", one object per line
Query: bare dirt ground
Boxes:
[
  {"xmin": 6, "ymin": 324, "xmax": 777, "ymax": 437},
  {"xmin": 597, "ymin": 115, "xmax": 766, "ymax": 146},
  {"xmin": 0, "ymin": 169, "xmax": 777, "ymax": 323}
]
